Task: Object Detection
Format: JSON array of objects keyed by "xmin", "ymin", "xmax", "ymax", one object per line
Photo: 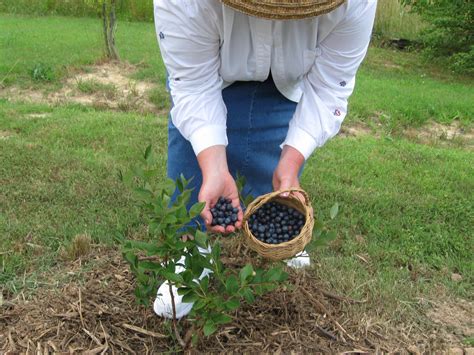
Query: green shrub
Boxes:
[{"xmin": 401, "ymin": 0, "xmax": 473, "ymax": 74}]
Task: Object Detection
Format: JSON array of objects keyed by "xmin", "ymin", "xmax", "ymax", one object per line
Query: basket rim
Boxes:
[{"xmin": 243, "ymin": 188, "xmax": 312, "ymax": 251}]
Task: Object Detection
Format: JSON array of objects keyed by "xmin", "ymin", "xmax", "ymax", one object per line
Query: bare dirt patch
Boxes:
[
  {"xmin": 0, "ymin": 242, "xmax": 466, "ymax": 353},
  {"xmin": 0, "ymin": 62, "xmax": 167, "ymax": 114},
  {"xmin": 339, "ymin": 123, "xmax": 376, "ymax": 138},
  {"xmin": 427, "ymin": 298, "xmax": 474, "ymax": 343},
  {"xmin": 405, "ymin": 121, "xmax": 474, "ymax": 149},
  {"xmin": 0, "ymin": 130, "xmax": 14, "ymax": 140}
]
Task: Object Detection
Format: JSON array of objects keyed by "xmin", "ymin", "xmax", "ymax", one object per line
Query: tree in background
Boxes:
[
  {"xmin": 85, "ymin": 0, "xmax": 120, "ymax": 60},
  {"xmin": 401, "ymin": 0, "xmax": 473, "ymax": 74}
]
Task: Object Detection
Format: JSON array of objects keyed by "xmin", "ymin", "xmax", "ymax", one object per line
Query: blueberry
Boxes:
[
  {"xmin": 265, "ymin": 232, "xmax": 271, "ymax": 238},
  {"xmin": 275, "ymin": 217, "xmax": 281, "ymax": 223},
  {"xmin": 217, "ymin": 218, "xmax": 224, "ymax": 224},
  {"xmin": 288, "ymin": 225, "xmax": 293, "ymax": 231},
  {"xmin": 276, "ymin": 228, "xmax": 282, "ymax": 234},
  {"xmin": 220, "ymin": 204, "xmax": 226, "ymax": 211},
  {"xmin": 225, "ymin": 217, "xmax": 231, "ymax": 225},
  {"xmin": 258, "ymin": 225, "xmax": 266, "ymax": 233},
  {"xmin": 218, "ymin": 211, "xmax": 224, "ymax": 217},
  {"xmin": 226, "ymin": 204, "xmax": 233, "ymax": 211},
  {"xmin": 231, "ymin": 214, "xmax": 238, "ymax": 222},
  {"xmin": 232, "ymin": 207, "xmax": 239, "ymax": 213},
  {"xmin": 282, "ymin": 226, "xmax": 288, "ymax": 232},
  {"xmin": 281, "ymin": 220, "xmax": 287, "ymax": 226},
  {"xmin": 283, "ymin": 233, "xmax": 289, "ymax": 239},
  {"xmin": 211, "ymin": 220, "xmax": 217, "ymax": 226},
  {"xmin": 279, "ymin": 212, "xmax": 285, "ymax": 218},
  {"xmin": 298, "ymin": 220, "xmax": 304, "ymax": 226}
]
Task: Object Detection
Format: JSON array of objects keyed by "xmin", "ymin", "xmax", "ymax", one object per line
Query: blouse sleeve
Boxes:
[
  {"xmin": 282, "ymin": 0, "xmax": 377, "ymax": 160},
  {"xmin": 154, "ymin": 0, "xmax": 227, "ymax": 155}
]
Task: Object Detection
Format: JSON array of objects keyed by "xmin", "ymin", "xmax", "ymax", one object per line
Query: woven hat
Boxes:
[{"xmin": 220, "ymin": 0, "xmax": 346, "ymax": 20}]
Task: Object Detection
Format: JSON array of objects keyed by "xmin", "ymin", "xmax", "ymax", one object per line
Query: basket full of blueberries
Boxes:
[{"xmin": 243, "ymin": 188, "xmax": 314, "ymax": 261}]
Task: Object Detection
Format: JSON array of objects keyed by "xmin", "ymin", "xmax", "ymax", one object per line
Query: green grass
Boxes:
[
  {"xmin": 1, "ymin": 14, "xmax": 472, "ymax": 131},
  {"xmin": 0, "ymin": 14, "xmax": 165, "ymax": 87},
  {"xmin": 0, "ymin": 100, "xmax": 167, "ymax": 290},
  {"xmin": 0, "ymin": 13, "xmax": 473, "ymax": 316},
  {"xmin": 351, "ymin": 47, "xmax": 474, "ymax": 128},
  {"xmin": 1, "ymin": 99, "xmax": 472, "ymax": 297}
]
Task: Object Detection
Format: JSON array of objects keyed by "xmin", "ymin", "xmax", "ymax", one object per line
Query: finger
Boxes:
[
  {"xmin": 208, "ymin": 225, "xmax": 226, "ymax": 234},
  {"xmin": 278, "ymin": 179, "xmax": 300, "ymax": 198},
  {"xmin": 234, "ymin": 208, "xmax": 244, "ymax": 229},
  {"xmin": 200, "ymin": 203, "xmax": 213, "ymax": 226},
  {"xmin": 225, "ymin": 225, "xmax": 235, "ymax": 234}
]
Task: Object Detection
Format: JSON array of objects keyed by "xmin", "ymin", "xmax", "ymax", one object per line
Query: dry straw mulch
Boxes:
[{"xmin": 0, "ymin": 244, "xmax": 440, "ymax": 353}]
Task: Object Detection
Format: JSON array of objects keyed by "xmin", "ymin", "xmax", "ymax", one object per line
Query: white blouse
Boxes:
[{"xmin": 154, "ymin": 0, "xmax": 377, "ymax": 159}]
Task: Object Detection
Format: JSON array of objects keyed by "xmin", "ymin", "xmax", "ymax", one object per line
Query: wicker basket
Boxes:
[{"xmin": 242, "ymin": 188, "xmax": 314, "ymax": 261}]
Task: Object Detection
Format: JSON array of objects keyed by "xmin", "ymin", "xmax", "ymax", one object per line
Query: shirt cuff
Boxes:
[
  {"xmin": 281, "ymin": 125, "xmax": 319, "ymax": 160},
  {"xmin": 189, "ymin": 124, "xmax": 228, "ymax": 156}
]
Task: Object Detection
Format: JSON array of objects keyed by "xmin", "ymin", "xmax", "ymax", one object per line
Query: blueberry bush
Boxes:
[{"xmin": 119, "ymin": 146, "xmax": 289, "ymax": 348}]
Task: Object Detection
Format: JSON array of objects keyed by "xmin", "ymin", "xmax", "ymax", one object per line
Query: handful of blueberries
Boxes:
[
  {"xmin": 248, "ymin": 200, "xmax": 305, "ymax": 245},
  {"xmin": 210, "ymin": 196, "xmax": 239, "ymax": 227}
]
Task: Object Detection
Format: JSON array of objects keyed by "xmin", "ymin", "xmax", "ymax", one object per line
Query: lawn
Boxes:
[{"xmin": 0, "ymin": 13, "xmax": 473, "ymax": 352}]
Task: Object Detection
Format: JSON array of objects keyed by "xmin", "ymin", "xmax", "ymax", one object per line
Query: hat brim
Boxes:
[{"xmin": 220, "ymin": 0, "xmax": 346, "ymax": 20}]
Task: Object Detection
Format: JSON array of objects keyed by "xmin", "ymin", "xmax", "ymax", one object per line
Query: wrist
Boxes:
[
  {"xmin": 279, "ymin": 145, "xmax": 304, "ymax": 175},
  {"xmin": 197, "ymin": 145, "xmax": 229, "ymax": 180}
]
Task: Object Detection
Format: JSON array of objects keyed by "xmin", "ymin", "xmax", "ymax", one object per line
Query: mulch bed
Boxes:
[{"xmin": 0, "ymin": 243, "xmax": 435, "ymax": 353}]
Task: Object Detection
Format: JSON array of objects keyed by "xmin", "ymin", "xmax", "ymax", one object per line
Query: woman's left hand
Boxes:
[{"xmin": 272, "ymin": 145, "xmax": 305, "ymax": 195}]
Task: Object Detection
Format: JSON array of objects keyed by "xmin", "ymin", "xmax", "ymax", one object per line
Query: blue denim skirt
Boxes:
[{"xmin": 167, "ymin": 75, "xmax": 298, "ymax": 206}]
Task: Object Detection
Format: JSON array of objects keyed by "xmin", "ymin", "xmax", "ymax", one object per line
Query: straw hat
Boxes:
[{"xmin": 220, "ymin": 0, "xmax": 346, "ymax": 20}]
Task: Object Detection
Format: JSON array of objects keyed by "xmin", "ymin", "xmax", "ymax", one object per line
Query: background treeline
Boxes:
[
  {"xmin": 0, "ymin": 0, "xmax": 471, "ymax": 74},
  {"xmin": 0, "ymin": 0, "xmax": 424, "ymax": 38}
]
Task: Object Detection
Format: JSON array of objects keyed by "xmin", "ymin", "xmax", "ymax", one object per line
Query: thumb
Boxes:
[
  {"xmin": 200, "ymin": 200, "xmax": 213, "ymax": 226},
  {"xmin": 278, "ymin": 178, "xmax": 300, "ymax": 198},
  {"xmin": 278, "ymin": 179, "xmax": 293, "ymax": 198}
]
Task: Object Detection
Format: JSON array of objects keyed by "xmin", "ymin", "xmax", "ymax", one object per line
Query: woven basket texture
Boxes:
[
  {"xmin": 220, "ymin": 0, "xmax": 345, "ymax": 20},
  {"xmin": 243, "ymin": 188, "xmax": 314, "ymax": 261}
]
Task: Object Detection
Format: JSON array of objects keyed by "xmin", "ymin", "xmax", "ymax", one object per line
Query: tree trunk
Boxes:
[
  {"xmin": 102, "ymin": 1, "xmax": 111, "ymax": 58},
  {"xmin": 108, "ymin": 0, "xmax": 120, "ymax": 60}
]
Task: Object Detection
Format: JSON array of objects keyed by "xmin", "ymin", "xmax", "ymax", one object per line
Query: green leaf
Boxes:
[
  {"xmin": 200, "ymin": 275, "xmax": 209, "ymax": 291},
  {"xmin": 126, "ymin": 240, "xmax": 162, "ymax": 255},
  {"xmin": 177, "ymin": 287, "xmax": 192, "ymax": 296},
  {"xmin": 194, "ymin": 299, "xmax": 207, "ymax": 311},
  {"xmin": 144, "ymin": 144, "xmax": 152, "ymax": 161},
  {"xmin": 161, "ymin": 270, "xmax": 184, "ymax": 284},
  {"xmin": 176, "ymin": 176, "xmax": 184, "ymax": 193},
  {"xmin": 203, "ymin": 321, "xmax": 217, "ymax": 336},
  {"xmin": 239, "ymin": 264, "xmax": 254, "ymax": 284},
  {"xmin": 194, "ymin": 230, "xmax": 208, "ymax": 249},
  {"xmin": 243, "ymin": 195, "xmax": 255, "ymax": 208},
  {"xmin": 162, "ymin": 178, "xmax": 176, "ymax": 197},
  {"xmin": 133, "ymin": 187, "xmax": 153, "ymax": 202},
  {"xmin": 224, "ymin": 298, "xmax": 240, "ymax": 311},
  {"xmin": 225, "ymin": 275, "xmax": 239, "ymax": 294},
  {"xmin": 182, "ymin": 292, "xmax": 199, "ymax": 303},
  {"xmin": 241, "ymin": 288, "xmax": 255, "ymax": 303},
  {"xmin": 212, "ymin": 313, "xmax": 232, "ymax": 325},
  {"xmin": 189, "ymin": 202, "xmax": 205, "ymax": 218},
  {"xmin": 330, "ymin": 203, "xmax": 339, "ymax": 220},
  {"xmin": 137, "ymin": 260, "xmax": 162, "ymax": 271},
  {"xmin": 161, "ymin": 214, "xmax": 178, "ymax": 225},
  {"xmin": 123, "ymin": 252, "xmax": 138, "ymax": 269},
  {"xmin": 263, "ymin": 267, "xmax": 288, "ymax": 282}
]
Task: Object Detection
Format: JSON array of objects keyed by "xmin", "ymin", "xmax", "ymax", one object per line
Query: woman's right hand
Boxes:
[{"xmin": 197, "ymin": 146, "xmax": 243, "ymax": 234}]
